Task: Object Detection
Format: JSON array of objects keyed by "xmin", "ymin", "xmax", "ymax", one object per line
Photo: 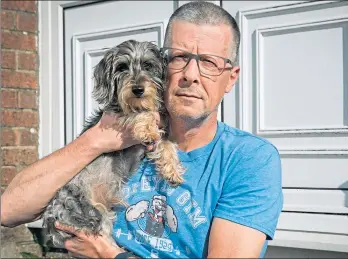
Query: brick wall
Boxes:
[{"xmin": 1, "ymin": 0, "xmax": 42, "ymax": 257}]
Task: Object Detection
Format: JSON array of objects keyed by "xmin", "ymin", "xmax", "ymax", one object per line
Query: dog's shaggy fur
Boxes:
[{"xmin": 42, "ymin": 40, "xmax": 185, "ymax": 248}]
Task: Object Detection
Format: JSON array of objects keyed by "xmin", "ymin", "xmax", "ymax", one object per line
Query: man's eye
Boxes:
[
  {"xmin": 200, "ymin": 58, "xmax": 217, "ymax": 68},
  {"xmin": 171, "ymin": 54, "xmax": 188, "ymax": 62}
]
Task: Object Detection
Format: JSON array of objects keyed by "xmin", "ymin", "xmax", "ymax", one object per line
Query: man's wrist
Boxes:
[{"xmin": 81, "ymin": 127, "xmax": 104, "ymax": 156}]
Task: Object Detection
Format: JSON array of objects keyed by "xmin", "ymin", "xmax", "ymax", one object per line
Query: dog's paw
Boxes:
[
  {"xmin": 163, "ymin": 164, "xmax": 185, "ymax": 187},
  {"xmin": 148, "ymin": 140, "xmax": 185, "ymax": 186},
  {"xmin": 133, "ymin": 124, "xmax": 162, "ymax": 144},
  {"xmin": 130, "ymin": 112, "xmax": 164, "ymax": 144}
]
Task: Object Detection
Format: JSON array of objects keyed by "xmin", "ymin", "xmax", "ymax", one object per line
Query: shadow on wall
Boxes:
[{"xmin": 340, "ymin": 180, "xmax": 348, "ymax": 210}]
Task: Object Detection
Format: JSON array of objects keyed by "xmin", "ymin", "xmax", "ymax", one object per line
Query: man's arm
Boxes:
[
  {"xmin": 1, "ymin": 112, "xmax": 141, "ymax": 227},
  {"xmin": 210, "ymin": 142, "xmax": 283, "ymax": 258},
  {"xmin": 208, "ymin": 217, "xmax": 266, "ymax": 258},
  {"xmin": 1, "ymin": 132, "xmax": 101, "ymax": 227}
]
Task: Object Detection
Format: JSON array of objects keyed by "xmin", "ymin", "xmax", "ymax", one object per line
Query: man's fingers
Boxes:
[
  {"xmin": 153, "ymin": 112, "xmax": 161, "ymax": 125},
  {"xmin": 146, "ymin": 144, "xmax": 154, "ymax": 151},
  {"xmin": 64, "ymin": 238, "xmax": 76, "ymax": 250},
  {"xmin": 55, "ymin": 221, "xmax": 79, "ymax": 236},
  {"xmin": 155, "ymin": 113, "xmax": 167, "ymax": 129}
]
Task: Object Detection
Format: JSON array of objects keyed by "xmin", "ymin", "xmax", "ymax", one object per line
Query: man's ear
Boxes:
[{"xmin": 225, "ymin": 66, "xmax": 240, "ymax": 93}]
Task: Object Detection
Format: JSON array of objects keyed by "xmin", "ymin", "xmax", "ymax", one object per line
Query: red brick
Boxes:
[
  {"xmin": 2, "ymin": 147, "xmax": 38, "ymax": 166},
  {"xmin": 16, "ymin": 12, "xmax": 37, "ymax": 33},
  {"xmin": 2, "ymin": 70, "xmax": 37, "ymax": 88},
  {"xmin": 1, "ymin": 1, "xmax": 37, "ymax": 13},
  {"xmin": 1, "ymin": 89, "xmax": 18, "ymax": 108},
  {"xmin": 1, "ymin": 167, "xmax": 17, "ymax": 185},
  {"xmin": 1, "ymin": 10, "xmax": 15, "ymax": 30},
  {"xmin": 1, "ymin": 51, "xmax": 16, "ymax": 69},
  {"xmin": 18, "ymin": 52, "xmax": 37, "ymax": 70},
  {"xmin": 18, "ymin": 128, "xmax": 37, "ymax": 146},
  {"xmin": 18, "ymin": 90, "xmax": 37, "ymax": 109},
  {"xmin": 1, "ymin": 128, "xmax": 18, "ymax": 146},
  {"xmin": 1, "ymin": 110, "xmax": 38, "ymax": 127},
  {"xmin": 1, "ymin": 31, "xmax": 36, "ymax": 51}
]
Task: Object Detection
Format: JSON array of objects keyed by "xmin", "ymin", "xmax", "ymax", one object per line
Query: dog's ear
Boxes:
[
  {"xmin": 147, "ymin": 42, "xmax": 162, "ymax": 62},
  {"xmin": 146, "ymin": 42, "xmax": 167, "ymax": 81},
  {"xmin": 92, "ymin": 50, "xmax": 116, "ymax": 108},
  {"xmin": 92, "ymin": 56, "xmax": 108, "ymax": 106}
]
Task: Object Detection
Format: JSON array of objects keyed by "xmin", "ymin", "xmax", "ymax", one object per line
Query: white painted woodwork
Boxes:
[
  {"xmin": 283, "ymin": 189, "xmax": 348, "ymax": 214},
  {"xmin": 39, "ymin": 0, "xmax": 348, "ymax": 255},
  {"xmin": 64, "ymin": 1, "xmax": 174, "ymax": 142},
  {"xmin": 222, "ymin": 0, "xmax": 348, "ymax": 253}
]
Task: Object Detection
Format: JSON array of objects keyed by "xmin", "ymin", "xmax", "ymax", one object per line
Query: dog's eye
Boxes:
[
  {"xmin": 117, "ymin": 63, "xmax": 128, "ymax": 72},
  {"xmin": 142, "ymin": 61, "xmax": 153, "ymax": 71}
]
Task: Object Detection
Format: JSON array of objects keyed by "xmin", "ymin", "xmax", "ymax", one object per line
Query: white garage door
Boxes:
[{"xmin": 39, "ymin": 0, "xmax": 348, "ymax": 257}]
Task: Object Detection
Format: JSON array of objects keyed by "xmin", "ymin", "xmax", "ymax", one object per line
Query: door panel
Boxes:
[
  {"xmin": 62, "ymin": 0, "xmax": 348, "ymax": 254},
  {"xmin": 222, "ymin": 0, "xmax": 348, "ymax": 253},
  {"xmin": 64, "ymin": 1, "xmax": 174, "ymax": 142}
]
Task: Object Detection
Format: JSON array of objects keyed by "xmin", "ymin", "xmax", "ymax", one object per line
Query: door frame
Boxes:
[
  {"xmin": 39, "ymin": 0, "xmax": 223, "ymax": 159},
  {"xmin": 37, "ymin": 0, "xmax": 348, "ymax": 253},
  {"xmin": 39, "ymin": 0, "xmax": 100, "ymax": 158},
  {"xmin": 27, "ymin": 0, "xmax": 98, "ymax": 228}
]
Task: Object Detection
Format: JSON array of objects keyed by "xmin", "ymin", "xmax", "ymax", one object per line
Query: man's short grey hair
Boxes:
[{"xmin": 163, "ymin": 1, "xmax": 240, "ymax": 65}]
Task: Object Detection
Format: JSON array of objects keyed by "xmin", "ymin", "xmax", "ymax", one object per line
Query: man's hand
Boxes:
[
  {"xmin": 85, "ymin": 111, "xmax": 161, "ymax": 154},
  {"xmin": 55, "ymin": 221, "xmax": 124, "ymax": 258}
]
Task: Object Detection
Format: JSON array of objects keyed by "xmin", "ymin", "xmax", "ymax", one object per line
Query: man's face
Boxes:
[{"xmin": 164, "ymin": 21, "xmax": 240, "ymax": 121}]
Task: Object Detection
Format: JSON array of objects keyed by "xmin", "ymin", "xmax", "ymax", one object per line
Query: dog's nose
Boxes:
[{"xmin": 132, "ymin": 87, "xmax": 144, "ymax": 97}]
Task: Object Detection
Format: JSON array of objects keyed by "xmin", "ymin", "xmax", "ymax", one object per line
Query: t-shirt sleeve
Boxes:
[{"xmin": 213, "ymin": 142, "xmax": 283, "ymax": 240}]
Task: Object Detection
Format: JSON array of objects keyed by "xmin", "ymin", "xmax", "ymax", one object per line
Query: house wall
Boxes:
[
  {"xmin": 1, "ymin": 0, "xmax": 42, "ymax": 257},
  {"xmin": 1, "ymin": 1, "xmax": 347, "ymax": 258}
]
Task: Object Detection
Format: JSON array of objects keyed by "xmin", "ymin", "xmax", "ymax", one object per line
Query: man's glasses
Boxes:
[{"xmin": 161, "ymin": 47, "xmax": 233, "ymax": 76}]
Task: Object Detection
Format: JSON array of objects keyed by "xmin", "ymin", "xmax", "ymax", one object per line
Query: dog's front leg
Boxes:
[
  {"xmin": 147, "ymin": 139, "xmax": 185, "ymax": 186},
  {"xmin": 122, "ymin": 113, "xmax": 185, "ymax": 186},
  {"xmin": 127, "ymin": 112, "xmax": 163, "ymax": 145}
]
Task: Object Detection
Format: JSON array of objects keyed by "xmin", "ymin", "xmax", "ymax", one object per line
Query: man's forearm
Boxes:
[{"xmin": 1, "ymin": 132, "xmax": 101, "ymax": 227}]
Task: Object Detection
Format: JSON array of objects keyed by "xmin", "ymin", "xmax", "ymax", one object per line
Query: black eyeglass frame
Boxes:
[{"xmin": 160, "ymin": 47, "xmax": 234, "ymax": 76}]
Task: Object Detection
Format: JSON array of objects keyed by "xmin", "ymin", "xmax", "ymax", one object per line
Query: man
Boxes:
[{"xmin": 1, "ymin": 2, "xmax": 283, "ymax": 258}]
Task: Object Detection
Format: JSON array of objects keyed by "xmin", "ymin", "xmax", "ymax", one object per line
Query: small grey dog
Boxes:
[{"xmin": 42, "ymin": 40, "xmax": 185, "ymax": 248}]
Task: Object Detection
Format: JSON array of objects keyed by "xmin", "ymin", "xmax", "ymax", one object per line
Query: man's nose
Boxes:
[{"xmin": 183, "ymin": 58, "xmax": 200, "ymax": 84}]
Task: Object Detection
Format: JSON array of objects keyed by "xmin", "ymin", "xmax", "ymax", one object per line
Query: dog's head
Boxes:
[{"xmin": 92, "ymin": 40, "xmax": 166, "ymax": 115}]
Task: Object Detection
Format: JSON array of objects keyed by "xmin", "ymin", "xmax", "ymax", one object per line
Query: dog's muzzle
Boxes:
[{"xmin": 132, "ymin": 86, "xmax": 144, "ymax": 97}]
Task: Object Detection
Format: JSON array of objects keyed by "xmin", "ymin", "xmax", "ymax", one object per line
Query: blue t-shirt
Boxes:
[{"xmin": 113, "ymin": 121, "xmax": 283, "ymax": 258}]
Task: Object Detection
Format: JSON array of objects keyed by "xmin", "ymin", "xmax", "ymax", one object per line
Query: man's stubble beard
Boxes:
[
  {"xmin": 164, "ymin": 76, "xmax": 223, "ymax": 130},
  {"xmin": 166, "ymin": 96, "xmax": 220, "ymax": 131}
]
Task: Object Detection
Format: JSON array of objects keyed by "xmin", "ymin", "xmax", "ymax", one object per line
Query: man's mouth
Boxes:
[{"xmin": 176, "ymin": 93, "xmax": 201, "ymax": 99}]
